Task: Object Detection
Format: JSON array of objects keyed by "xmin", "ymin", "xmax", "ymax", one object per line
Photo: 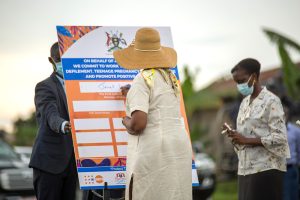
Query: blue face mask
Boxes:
[
  {"xmin": 55, "ymin": 62, "xmax": 64, "ymax": 78},
  {"xmin": 237, "ymin": 75, "xmax": 254, "ymax": 96}
]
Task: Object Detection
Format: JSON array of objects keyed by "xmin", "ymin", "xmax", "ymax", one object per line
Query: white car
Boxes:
[
  {"xmin": 0, "ymin": 140, "xmax": 35, "ymax": 199},
  {"xmin": 14, "ymin": 146, "xmax": 32, "ymax": 164}
]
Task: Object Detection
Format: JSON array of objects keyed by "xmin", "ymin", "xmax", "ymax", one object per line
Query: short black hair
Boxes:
[
  {"xmin": 231, "ymin": 58, "xmax": 261, "ymax": 78},
  {"xmin": 50, "ymin": 42, "xmax": 59, "ymax": 58}
]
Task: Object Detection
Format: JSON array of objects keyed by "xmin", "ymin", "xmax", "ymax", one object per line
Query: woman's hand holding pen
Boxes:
[{"xmin": 120, "ymin": 84, "xmax": 131, "ymax": 97}]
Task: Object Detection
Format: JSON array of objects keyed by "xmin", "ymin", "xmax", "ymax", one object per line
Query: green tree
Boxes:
[
  {"xmin": 181, "ymin": 65, "xmax": 196, "ymax": 100},
  {"xmin": 181, "ymin": 65, "xmax": 201, "ymax": 117},
  {"xmin": 181, "ymin": 65, "xmax": 204, "ymax": 141},
  {"xmin": 264, "ymin": 28, "xmax": 300, "ymax": 100},
  {"xmin": 13, "ymin": 112, "xmax": 37, "ymax": 146}
]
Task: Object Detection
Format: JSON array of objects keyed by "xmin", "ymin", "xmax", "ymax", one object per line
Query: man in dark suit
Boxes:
[{"xmin": 29, "ymin": 42, "xmax": 77, "ymax": 200}]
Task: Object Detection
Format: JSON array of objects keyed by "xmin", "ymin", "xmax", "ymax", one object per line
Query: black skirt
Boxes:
[{"xmin": 238, "ymin": 169, "xmax": 285, "ymax": 200}]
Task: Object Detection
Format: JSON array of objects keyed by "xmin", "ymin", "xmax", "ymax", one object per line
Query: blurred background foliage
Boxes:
[
  {"xmin": 12, "ymin": 112, "xmax": 37, "ymax": 146},
  {"xmin": 264, "ymin": 28, "xmax": 300, "ymax": 100}
]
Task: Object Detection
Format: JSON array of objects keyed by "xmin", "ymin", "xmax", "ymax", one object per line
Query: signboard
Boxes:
[{"xmin": 57, "ymin": 26, "xmax": 199, "ymax": 189}]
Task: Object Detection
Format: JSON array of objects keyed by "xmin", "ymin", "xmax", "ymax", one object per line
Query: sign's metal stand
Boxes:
[
  {"xmin": 87, "ymin": 182, "xmax": 110, "ymax": 200},
  {"xmin": 102, "ymin": 182, "xmax": 110, "ymax": 200},
  {"xmin": 87, "ymin": 182, "xmax": 125, "ymax": 200}
]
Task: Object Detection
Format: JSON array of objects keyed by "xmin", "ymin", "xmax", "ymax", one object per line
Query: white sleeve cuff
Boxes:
[{"xmin": 61, "ymin": 121, "xmax": 68, "ymax": 134}]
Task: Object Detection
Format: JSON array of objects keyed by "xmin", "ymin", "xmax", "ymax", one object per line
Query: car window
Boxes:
[{"xmin": 0, "ymin": 139, "xmax": 19, "ymax": 160}]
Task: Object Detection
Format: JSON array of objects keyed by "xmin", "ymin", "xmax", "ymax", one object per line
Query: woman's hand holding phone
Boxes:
[{"xmin": 221, "ymin": 122, "xmax": 233, "ymax": 134}]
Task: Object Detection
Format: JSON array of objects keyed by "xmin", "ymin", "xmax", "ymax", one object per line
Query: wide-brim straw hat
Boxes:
[{"xmin": 113, "ymin": 27, "xmax": 177, "ymax": 70}]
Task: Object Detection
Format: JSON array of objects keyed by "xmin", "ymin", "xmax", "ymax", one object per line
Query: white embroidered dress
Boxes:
[{"xmin": 125, "ymin": 69, "xmax": 192, "ymax": 200}]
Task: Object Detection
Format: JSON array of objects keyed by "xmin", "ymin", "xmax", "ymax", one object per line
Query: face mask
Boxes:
[
  {"xmin": 237, "ymin": 75, "xmax": 254, "ymax": 96},
  {"xmin": 55, "ymin": 62, "xmax": 64, "ymax": 78}
]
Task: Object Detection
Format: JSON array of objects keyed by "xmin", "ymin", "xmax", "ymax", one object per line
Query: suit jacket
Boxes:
[{"xmin": 29, "ymin": 73, "xmax": 74, "ymax": 174}]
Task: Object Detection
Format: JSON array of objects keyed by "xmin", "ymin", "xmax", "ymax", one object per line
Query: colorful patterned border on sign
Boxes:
[{"xmin": 57, "ymin": 26, "xmax": 100, "ymax": 55}]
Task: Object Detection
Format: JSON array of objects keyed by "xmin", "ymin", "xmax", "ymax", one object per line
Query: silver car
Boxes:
[{"xmin": 0, "ymin": 139, "xmax": 35, "ymax": 199}]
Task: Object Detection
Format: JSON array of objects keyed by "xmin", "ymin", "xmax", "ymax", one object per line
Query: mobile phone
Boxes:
[{"xmin": 224, "ymin": 122, "xmax": 232, "ymax": 131}]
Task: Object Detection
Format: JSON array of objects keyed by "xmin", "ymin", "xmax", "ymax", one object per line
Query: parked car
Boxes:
[
  {"xmin": 0, "ymin": 139, "xmax": 35, "ymax": 199},
  {"xmin": 192, "ymin": 142, "xmax": 216, "ymax": 200},
  {"xmin": 14, "ymin": 146, "xmax": 32, "ymax": 165},
  {"xmin": 14, "ymin": 146, "xmax": 85, "ymax": 200}
]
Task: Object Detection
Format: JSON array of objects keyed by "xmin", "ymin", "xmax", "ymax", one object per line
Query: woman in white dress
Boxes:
[{"xmin": 113, "ymin": 27, "xmax": 192, "ymax": 200}]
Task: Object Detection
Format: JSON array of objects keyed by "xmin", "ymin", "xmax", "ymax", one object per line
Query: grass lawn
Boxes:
[{"xmin": 212, "ymin": 179, "xmax": 238, "ymax": 200}]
